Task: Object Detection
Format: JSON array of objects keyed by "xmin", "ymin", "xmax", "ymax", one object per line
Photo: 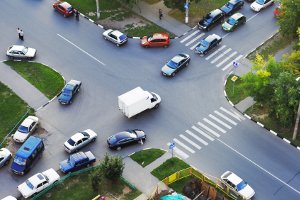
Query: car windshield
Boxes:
[
  {"xmin": 166, "ymin": 60, "xmax": 178, "ymax": 69},
  {"xmin": 14, "ymin": 156, "xmax": 26, "ymax": 165},
  {"xmin": 69, "ymin": 156, "xmax": 76, "ymax": 166},
  {"xmin": 256, "ymin": 0, "xmax": 265, "ymax": 5},
  {"xmin": 18, "ymin": 125, "xmax": 29, "ymax": 133},
  {"xmin": 236, "ymin": 181, "xmax": 247, "ymax": 191},
  {"xmin": 109, "ymin": 135, "xmax": 118, "ymax": 143},
  {"xmin": 26, "ymin": 180, "xmax": 34, "ymax": 190},
  {"xmin": 200, "ymin": 40, "xmax": 209, "ymax": 47},
  {"xmin": 67, "ymin": 138, "xmax": 76, "ymax": 146},
  {"xmin": 226, "ymin": 2, "xmax": 234, "ymax": 8},
  {"xmin": 227, "ymin": 18, "xmax": 236, "ymax": 25},
  {"xmin": 119, "ymin": 35, "xmax": 127, "ymax": 41},
  {"xmin": 62, "ymin": 88, "xmax": 72, "ymax": 96},
  {"xmin": 151, "ymin": 93, "xmax": 158, "ymax": 100},
  {"xmin": 67, "ymin": 6, "xmax": 73, "ymax": 12}
]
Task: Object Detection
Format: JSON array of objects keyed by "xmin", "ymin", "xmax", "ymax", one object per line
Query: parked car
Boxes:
[
  {"xmin": 64, "ymin": 129, "xmax": 97, "ymax": 153},
  {"xmin": 53, "ymin": 1, "xmax": 76, "ymax": 17},
  {"xmin": 220, "ymin": 0, "xmax": 244, "ymax": 16},
  {"xmin": 1, "ymin": 196, "xmax": 17, "ymax": 200},
  {"xmin": 0, "ymin": 148, "xmax": 12, "ymax": 168},
  {"xmin": 222, "ymin": 13, "xmax": 246, "ymax": 32},
  {"xmin": 59, "ymin": 151, "xmax": 96, "ymax": 173},
  {"xmin": 13, "ymin": 116, "xmax": 39, "ymax": 143},
  {"xmin": 102, "ymin": 29, "xmax": 128, "ymax": 46},
  {"xmin": 6, "ymin": 45, "xmax": 36, "ymax": 59},
  {"xmin": 17, "ymin": 168, "xmax": 60, "ymax": 198},
  {"xmin": 58, "ymin": 80, "xmax": 81, "ymax": 104},
  {"xmin": 140, "ymin": 33, "xmax": 170, "ymax": 48},
  {"xmin": 195, "ymin": 34, "xmax": 222, "ymax": 56},
  {"xmin": 107, "ymin": 129, "xmax": 146, "ymax": 150},
  {"xmin": 198, "ymin": 9, "xmax": 224, "ymax": 31},
  {"xmin": 161, "ymin": 53, "xmax": 190, "ymax": 77},
  {"xmin": 221, "ymin": 171, "xmax": 255, "ymax": 200},
  {"xmin": 250, "ymin": 0, "xmax": 274, "ymax": 12}
]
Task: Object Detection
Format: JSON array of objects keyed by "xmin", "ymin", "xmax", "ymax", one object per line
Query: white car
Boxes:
[
  {"xmin": 64, "ymin": 129, "xmax": 97, "ymax": 153},
  {"xmin": 6, "ymin": 45, "xmax": 37, "ymax": 59},
  {"xmin": 0, "ymin": 148, "xmax": 12, "ymax": 168},
  {"xmin": 250, "ymin": 0, "xmax": 274, "ymax": 12},
  {"xmin": 221, "ymin": 171, "xmax": 255, "ymax": 200},
  {"xmin": 102, "ymin": 29, "xmax": 128, "ymax": 46},
  {"xmin": 13, "ymin": 116, "xmax": 39, "ymax": 143},
  {"xmin": 17, "ymin": 168, "xmax": 60, "ymax": 198},
  {"xmin": 1, "ymin": 196, "xmax": 17, "ymax": 200}
]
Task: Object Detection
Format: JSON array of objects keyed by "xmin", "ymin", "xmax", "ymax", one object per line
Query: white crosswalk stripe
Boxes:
[
  {"xmin": 185, "ymin": 130, "xmax": 208, "ymax": 145},
  {"xmin": 220, "ymin": 107, "xmax": 245, "ymax": 121},
  {"xmin": 174, "ymin": 138, "xmax": 195, "ymax": 153},
  {"xmin": 197, "ymin": 122, "xmax": 220, "ymax": 137},
  {"xmin": 216, "ymin": 51, "xmax": 237, "ymax": 67},
  {"xmin": 203, "ymin": 118, "xmax": 227, "ymax": 133},
  {"xmin": 222, "ymin": 54, "xmax": 243, "ymax": 71},
  {"xmin": 190, "ymin": 42, "xmax": 200, "ymax": 50},
  {"xmin": 185, "ymin": 33, "xmax": 205, "ymax": 47},
  {"xmin": 214, "ymin": 110, "xmax": 237, "ymax": 125},
  {"xmin": 209, "ymin": 114, "xmax": 232, "ymax": 129},
  {"xmin": 205, "ymin": 45, "xmax": 227, "ymax": 60},
  {"xmin": 192, "ymin": 126, "xmax": 214, "ymax": 141},
  {"xmin": 211, "ymin": 48, "xmax": 232, "ymax": 64},
  {"xmin": 180, "ymin": 30, "xmax": 200, "ymax": 43},
  {"xmin": 180, "ymin": 134, "xmax": 201, "ymax": 150},
  {"xmin": 167, "ymin": 142, "xmax": 189, "ymax": 159}
]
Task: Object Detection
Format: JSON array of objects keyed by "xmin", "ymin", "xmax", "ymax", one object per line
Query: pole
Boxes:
[
  {"xmin": 292, "ymin": 100, "xmax": 300, "ymax": 140},
  {"xmin": 96, "ymin": 0, "xmax": 100, "ymax": 19},
  {"xmin": 185, "ymin": 0, "xmax": 189, "ymax": 24}
]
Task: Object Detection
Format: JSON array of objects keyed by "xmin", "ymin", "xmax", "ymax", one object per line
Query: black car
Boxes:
[
  {"xmin": 161, "ymin": 53, "xmax": 190, "ymax": 77},
  {"xmin": 58, "ymin": 80, "xmax": 81, "ymax": 104},
  {"xmin": 107, "ymin": 129, "xmax": 146, "ymax": 150},
  {"xmin": 198, "ymin": 9, "xmax": 224, "ymax": 31},
  {"xmin": 195, "ymin": 34, "xmax": 222, "ymax": 56},
  {"xmin": 220, "ymin": 0, "xmax": 244, "ymax": 16}
]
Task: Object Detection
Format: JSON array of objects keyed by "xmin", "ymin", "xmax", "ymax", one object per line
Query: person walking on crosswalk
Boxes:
[{"xmin": 19, "ymin": 29, "xmax": 24, "ymax": 40}]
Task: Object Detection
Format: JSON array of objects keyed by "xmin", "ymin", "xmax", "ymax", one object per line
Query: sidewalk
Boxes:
[
  {"xmin": 0, "ymin": 62, "xmax": 48, "ymax": 110},
  {"xmin": 132, "ymin": 1, "xmax": 191, "ymax": 36}
]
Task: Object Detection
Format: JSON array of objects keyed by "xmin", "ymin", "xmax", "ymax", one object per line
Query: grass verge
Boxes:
[
  {"xmin": 43, "ymin": 173, "xmax": 141, "ymax": 200},
  {"xmin": 168, "ymin": 176, "xmax": 192, "ymax": 193},
  {"xmin": 151, "ymin": 157, "xmax": 190, "ymax": 180},
  {"xmin": 4, "ymin": 61, "xmax": 64, "ymax": 99},
  {"xmin": 130, "ymin": 148, "xmax": 166, "ymax": 167},
  {"xmin": 0, "ymin": 81, "xmax": 33, "ymax": 145},
  {"xmin": 225, "ymin": 74, "xmax": 248, "ymax": 104},
  {"xmin": 125, "ymin": 24, "xmax": 176, "ymax": 38}
]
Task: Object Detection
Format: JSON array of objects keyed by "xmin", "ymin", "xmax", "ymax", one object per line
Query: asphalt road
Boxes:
[{"xmin": 1, "ymin": 1, "xmax": 300, "ymax": 200}]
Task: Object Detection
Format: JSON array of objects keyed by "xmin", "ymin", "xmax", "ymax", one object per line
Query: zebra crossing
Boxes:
[
  {"xmin": 167, "ymin": 107, "xmax": 245, "ymax": 159},
  {"xmin": 179, "ymin": 30, "xmax": 244, "ymax": 71}
]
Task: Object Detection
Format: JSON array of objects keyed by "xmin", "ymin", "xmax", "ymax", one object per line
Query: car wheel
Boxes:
[
  {"xmin": 186, "ymin": 61, "xmax": 189, "ymax": 67},
  {"xmin": 117, "ymin": 43, "xmax": 120, "ymax": 47},
  {"xmin": 116, "ymin": 146, "xmax": 121, "ymax": 151},
  {"xmin": 92, "ymin": 138, "xmax": 96, "ymax": 142},
  {"xmin": 171, "ymin": 72, "xmax": 175, "ymax": 77},
  {"xmin": 4, "ymin": 160, "xmax": 9, "ymax": 166},
  {"xmin": 164, "ymin": 45, "xmax": 168, "ymax": 48},
  {"xmin": 154, "ymin": 103, "xmax": 159, "ymax": 108},
  {"xmin": 104, "ymin": 37, "xmax": 107, "ymax": 40},
  {"xmin": 64, "ymin": 14, "xmax": 67, "ymax": 18}
]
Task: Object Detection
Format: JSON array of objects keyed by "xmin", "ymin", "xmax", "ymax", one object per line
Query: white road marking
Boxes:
[
  {"xmin": 216, "ymin": 51, "xmax": 237, "ymax": 67},
  {"xmin": 218, "ymin": 138, "xmax": 300, "ymax": 196},
  {"xmin": 246, "ymin": 13, "xmax": 259, "ymax": 23},
  {"xmin": 209, "ymin": 114, "xmax": 232, "ymax": 129},
  {"xmin": 185, "ymin": 130, "xmax": 208, "ymax": 145},
  {"xmin": 180, "ymin": 134, "xmax": 201, "ymax": 150},
  {"xmin": 185, "ymin": 33, "xmax": 205, "ymax": 46},
  {"xmin": 192, "ymin": 126, "xmax": 214, "ymax": 141},
  {"xmin": 57, "ymin": 34, "xmax": 106, "ymax": 66},
  {"xmin": 214, "ymin": 111, "xmax": 237, "ymax": 125},
  {"xmin": 203, "ymin": 118, "xmax": 227, "ymax": 133},
  {"xmin": 190, "ymin": 42, "xmax": 200, "ymax": 50},
  {"xmin": 205, "ymin": 45, "xmax": 227, "ymax": 60},
  {"xmin": 222, "ymin": 54, "xmax": 243, "ymax": 71},
  {"xmin": 220, "ymin": 107, "xmax": 245, "ymax": 121},
  {"xmin": 180, "ymin": 30, "xmax": 200, "ymax": 43},
  {"xmin": 211, "ymin": 48, "xmax": 232, "ymax": 64},
  {"xmin": 174, "ymin": 138, "xmax": 195, "ymax": 153},
  {"xmin": 167, "ymin": 143, "xmax": 189, "ymax": 159},
  {"xmin": 198, "ymin": 122, "xmax": 220, "ymax": 137}
]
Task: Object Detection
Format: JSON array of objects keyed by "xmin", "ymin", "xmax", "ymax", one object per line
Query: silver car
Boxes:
[
  {"xmin": 6, "ymin": 45, "xmax": 37, "ymax": 59},
  {"xmin": 64, "ymin": 129, "xmax": 97, "ymax": 153},
  {"xmin": 0, "ymin": 148, "xmax": 12, "ymax": 168},
  {"xmin": 102, "ymin": 29, "xmax": 128, "ymax": 46}
]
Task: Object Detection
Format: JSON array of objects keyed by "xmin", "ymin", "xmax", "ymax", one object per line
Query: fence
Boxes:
[{"xmin": 150, "ymin": 167, "xmax": 243, "ymax": 200}]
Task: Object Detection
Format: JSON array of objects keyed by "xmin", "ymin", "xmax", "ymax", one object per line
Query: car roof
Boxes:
[
  {"xmin": 21, "ymin": 117, "xmax": 35, "ymax": 127},
  {"xmin": 231, "ymin": 13, "xmax": 244, "ymax": 20},
  {"xmin": 29, "ymin": 173, "xmax": 46, "ymax": 187},
  {"xmin": 209, "ymin": 9, "xmax": 222, "ymax": 17},
  {"xmin": 227, "ymin": 172, "xmax": 243, "ymax": 186},
  {"xmin": 16, "ymin": 136, "xmax": 43, "ymax": 159},
  {"xmin": 205, "ymin": 34, "xmax": 217, "ymax": 42},
  {"xmin": 71, "ymin": 152, "xmax": 87, "ymax": 162},
  {"xmin": 111, "ymin": 30, "xmax": 124, "ymax": 37},
  {"xmin": 152, "ymin": 33, "xmax": 169, "ymax": 39},
  {"xmin": 60, "ymin": 2, "xmax": 72, "ymax": 8},
  {"xmin": 10, "ymin": 45, "xmax": 25, "ymax": 51},
  {"xmin": 229, "ymin": 0, "xmax": 241, "ymax": 4},
  {"xmin": 114, "ymin": 131, "xmax": 131, "ymax": 140},
  {"xmin": 171, "ymin": 55, "xmax": 185, "ymax": 63},
  {"xmin": 71, "ymin": 132, "xmax": 84, "ymax": 142}
]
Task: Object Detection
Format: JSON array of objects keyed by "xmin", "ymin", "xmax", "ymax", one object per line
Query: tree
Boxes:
[
  {"xmin": 90, "ymin": 167, "xmax": 105, "ymax": 193},
  {"xmin": 277, "ymin": 0, "xmax": 300, "ymax": 37},
  {"xmin": 164, "ymin": 0, "xmax": 186, "ymax": 11},
  {"xmin": 100, "ymin": 153, "xmax": 124, "ymax": 181}
]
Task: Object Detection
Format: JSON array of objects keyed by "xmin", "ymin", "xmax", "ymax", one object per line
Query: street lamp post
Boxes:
[
  {"xmin": 96, "ymin": 0, "xmax": 100, "ymax": 19},
  {"xmin": 292, "ymin": 77, "xmax": 300, "ymax": 140}
]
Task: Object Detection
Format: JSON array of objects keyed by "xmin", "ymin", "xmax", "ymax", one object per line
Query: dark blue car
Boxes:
[
  {"xmin": 195, "ymin": 34, "xmax": 222, "ymax": 56},
  {"xmin": 58, "ymin": 80, "xmax": 81, "ymax": 104},
  {"xmin": 220, "ymin": 0, "xmax": 244, "ymax": 16},
  {"xmin": 59, "ymin": 151, "xmax": 96, "ymax": 173}
]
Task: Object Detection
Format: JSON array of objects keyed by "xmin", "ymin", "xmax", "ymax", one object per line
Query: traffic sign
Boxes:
[
  {"xmin": 184, "ymin": 2, "xmax": 189, "ymax": 10},
  {"xmin": 169, "ymin": 142, "xmax": 175, "ymax": 149},
  {"xmin": 233, "ymin": 61, "xmax": 239, "ymax": 68}
]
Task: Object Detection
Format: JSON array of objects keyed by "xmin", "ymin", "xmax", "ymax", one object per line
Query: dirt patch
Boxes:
[{"xmin": 99, "ymin": 16, "xmax": 150, "ymax": 32}]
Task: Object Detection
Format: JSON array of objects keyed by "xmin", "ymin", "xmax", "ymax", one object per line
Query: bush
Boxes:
[{"xmin": 100, "ymin": 154, "xmax": 124, "ymax": 181}]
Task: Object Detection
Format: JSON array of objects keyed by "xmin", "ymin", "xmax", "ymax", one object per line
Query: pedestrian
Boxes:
[
  {"xmin": 159, "ymin": 8, "xmax": 163, "ymax": 20},
  {"xmin": 19, "ymin": 29, "xmax": 24, "ymax": 40},
  {"xmin": 75, "ymin": 9, "xmax": 79, "ymax": 20},
  {"xmin": 17, "ymin": 28, "xmax": 21, "ymax": 39}
]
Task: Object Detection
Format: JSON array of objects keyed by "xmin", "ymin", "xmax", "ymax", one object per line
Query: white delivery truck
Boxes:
[{"xmin": 118, "ymin": 87, "xmax": 161, "ymax": 118}]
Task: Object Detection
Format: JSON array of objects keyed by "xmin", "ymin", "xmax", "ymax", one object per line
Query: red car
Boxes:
[
  {"xmin": 140, "ymin": 33, "xmax": 170, "ymax": 48},
  {"xmin": 53, "ymin": 1, "xmax": 76, "ymax": 17}
]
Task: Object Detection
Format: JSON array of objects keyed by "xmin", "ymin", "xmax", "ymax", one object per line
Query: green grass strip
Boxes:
[{"xmin": 130, "ymin": 148, "xmax": 166, "ymax": 167}]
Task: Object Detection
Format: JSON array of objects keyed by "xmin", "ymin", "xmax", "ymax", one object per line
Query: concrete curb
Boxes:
[{"xmin": 223, "ymin": 73, "xmax": 300, "ymax": 151}]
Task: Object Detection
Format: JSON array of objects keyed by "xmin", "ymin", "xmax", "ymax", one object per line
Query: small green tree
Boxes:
[
  {"xmin": 90, "ymin": 167, "xmax": 105, "ymax": 193},
  {"xmin": 100, "ymin": 153, "xmax": 124, "ymax": 181}
]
